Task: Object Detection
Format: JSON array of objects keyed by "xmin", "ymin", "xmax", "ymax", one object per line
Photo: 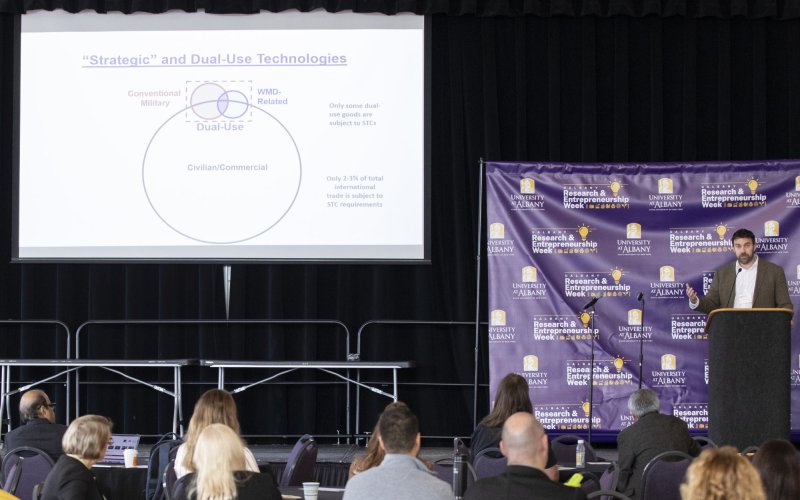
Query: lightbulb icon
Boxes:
[
  {"xmin": 716, "ymin": 224, "xmax": 727, "ymax": 240},
  {"xmin": 580, "ymin": 312, "xmax": 591, "ymax": 328},
  {"xmin": 611, "ymin": 268, "xmax": 623, "ymax": 284},
  {"xmin": 610, "ymin": 181, "xmax": 622, "ymax": 197},
  {"xmin": 747, "ymin": 178, "xmax": 759, "ymax": 195},
  {"xmin": 613, "ymin": 356, "xmax": 624, "ymax": 373},
  {"xmin": 578, "ymin": 225, "xmax": 590, "ymax": 241}
]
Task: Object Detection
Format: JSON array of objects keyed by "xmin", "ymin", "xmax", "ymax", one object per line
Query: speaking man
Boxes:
[
  {"xmin": 685, "ymin": 228, "xmax": 793, "ymax": 313},
  {"xmin": 4, "ymin": 389, "xmax": 67, "ymax": 460}
]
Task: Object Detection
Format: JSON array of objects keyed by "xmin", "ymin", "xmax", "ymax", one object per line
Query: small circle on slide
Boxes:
[
  {"xmin": 190, "ymin": 82, "xmax": 226, "ymax": 120},
  {"xmin": 218, "ymin": 90, "xmax": 249, "ymax": 119}
]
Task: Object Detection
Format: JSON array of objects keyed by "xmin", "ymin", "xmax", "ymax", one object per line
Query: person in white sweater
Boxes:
[{"xmin": 174, "ymin": 389, "xmax": 259, "ymax": 478}]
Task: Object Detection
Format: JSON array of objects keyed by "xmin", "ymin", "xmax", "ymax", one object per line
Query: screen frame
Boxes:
[{"xmin": 11, "ymin": 11, "xmax": 431, "ymax": 264}]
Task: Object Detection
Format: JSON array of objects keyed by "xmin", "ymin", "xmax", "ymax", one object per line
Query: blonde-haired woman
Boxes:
[
  {"xmin": 173, "ymin": 424, "xmax": 280, "ymax": 500},
  {"xmin": 681, "ymin": 446, "xmax": 766, "ymax": 500},
  {"xmin": 175, "ymin": 389, "xmax": 259, "ymax": 478},
  {"xmin": 40, "ymin": 415, "xmax": 112, "ymax": 500}
]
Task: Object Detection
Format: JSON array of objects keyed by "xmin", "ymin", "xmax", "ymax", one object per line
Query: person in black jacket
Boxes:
[
  {"xmin": 4, "ymin": 390, "xmax": 67, "ymax": 461},
  {"xmin": 616, "ymin": 389, "xmax": 701, "ymax": 499},
  {"xmin": 40, "ymin": 414, "xmax": 111, "ymax": 500},
  {"xmin": 465, "ymin": 412, "xmax": 585, "ymax": 500},
  {"xmin": 172, "ymin": 423, "xmax": 281, "ymax": 500},
  {"xmin": 470, "ymin": 373, "xmax": 558, "ymax": 480}
]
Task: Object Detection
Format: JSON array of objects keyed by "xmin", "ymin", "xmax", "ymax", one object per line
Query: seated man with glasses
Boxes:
[{"xmin": 4, "ymin": 389, "xmax": 67, "ymax": 460}]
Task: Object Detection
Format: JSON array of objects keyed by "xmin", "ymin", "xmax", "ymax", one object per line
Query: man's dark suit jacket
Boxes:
[
  {"xmin": 4, "ymin": 418, "xmax": 67, "ymax": 461},
  {"xmin": 695, "ymin": 258, "xmax": 793, "ymax": 313},
  {"xmin": 464, "ymin": 465, "xmax": 586, "ymax": 500},
  {"xmin": 616, "ymin": 412, "xmax": 700, "ymax": 499}
]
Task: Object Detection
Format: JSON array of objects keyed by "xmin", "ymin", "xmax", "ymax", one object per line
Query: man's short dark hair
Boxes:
[
  {"xmin": 731, "ymin": 228, "xmax": 756, "ymax": 246},
  {"xmin": 377, "ymin": 402, "xmax": 418, "ymax": 453},
  {"xmin": 20, "ymin": 391, "xmax": 47, "ymax": 423}
]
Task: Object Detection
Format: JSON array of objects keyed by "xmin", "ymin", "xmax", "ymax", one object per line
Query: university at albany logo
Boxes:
[
  {"xmin": 522, "ymin": 266, "xmax": 538, "ymax": 282},
  {"xmin": 490, "ymin": 309, "xmax": 506, "ymax": 326},
  {"xmin": 764, "ymin": 220, "xmax": 780, "ymax": 237},
  {"xmin": 489, "ymin": 223, "xmax": 505, "ymax": 239},
  {"xmin": 661, "ymin": 354, "xmax": 677, "ymax": 371},
  {"xmin": 658, "ymin": 178, "xmax": 673, "ymax": 194},
  {"xmin": 628, "ymin": 309, "xmax": 642, "ymax": 326},
  {"xmin": 520, "ymin": 178, "xmax": 536, "ymax": 194},
  {"xmin": 626, "ymin": 223, "xmax": 641, "ymax": 239},
  {"xmin": 523, "ymin": 355, "xmax": 539, "ymax": 372},
  {"xmin": 660, "ymin": 266, "xmax": 675, "ymax": 282}
]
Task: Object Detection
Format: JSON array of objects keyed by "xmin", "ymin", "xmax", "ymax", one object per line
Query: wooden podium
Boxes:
[{"xmin": 706, "ymin": 308, "xmax": 793, "ymax": 449}]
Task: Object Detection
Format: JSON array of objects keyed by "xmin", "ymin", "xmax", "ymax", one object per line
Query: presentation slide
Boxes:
[{"xmin": 16, "ymin": 10, "xmax": 428, "ymax": 261}]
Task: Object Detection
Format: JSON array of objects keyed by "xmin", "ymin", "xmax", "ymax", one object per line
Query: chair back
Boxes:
[
  {"xmin": 587, "ymin": 490, "xmax": 632, "ymax": 500},
  {"xmin": 472, "ymin": 447, "xmax": 506, "ymax": 479},
  {"xmin": 639, "ymin": 451, "xmax": 693, "ymax": 500},
  {"xmin": 162, "ymin": 459, "xmax": 178, "ymax": 500},
  {"xmin": 599, "ymin": 462, "xmax": 620, "ymax": 493},
  {"xmin": 453, "ymin": 437, "xmax": 469, "ymax": 458},
  {"xmin": 1, "ymin": 447, "xmax": 55, "ymax": 500},
  {"xmin": 32, "ymin": 482, "xmax": 43, "ymax": 500},
  {"xmin": 280, "ymin": 434, "xmax": 318, "ymax": 487},
  {"xmin": 551, "ymin": 434, "xmax": 597, "ymax": 465},
  {"xmin": 692, "ymin": 436, "xmax": 717, "ymax": 449},
  {"xmin": 741, "ymin": 445, "xmax": 759, "ymax": 460},
  {"xmin": 171, "ymin": 474, "xmax": 192, "ymax": 500}
]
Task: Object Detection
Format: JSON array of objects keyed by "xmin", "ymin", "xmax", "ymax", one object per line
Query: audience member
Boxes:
[
  {"xmin": 464, "ymin": 412, "xmax": 586, "ymax": 500},
  {"xmin": 176, "ymin": 389, "xmax": 259, "ymax": 478},
  {"xmin": 4, "ymin": 390, "xmax": 67, "ymax": 460},
  {"xmin": 40, "ymin": 415, "xmax": 111, "ymax": 500},
  {"xmin": 681, "ymin": 446, "xmax": 765, "ymax": 500},
  {"xmin": 172, "ymin": 424, "xmax": 280, "ymax": 500},
  {"xmin": 343, "ymin": 402, "xmax": 451, "ymax": 500},
  {"xmin": 471, "ymin": 372, "xmax": 558, "ymax": 480},
  {"xmin": 617, "ymin": 389, "xmax": 700, "ymax": 499},
  {"xmin": 349, "ymin": 404, "xmax": 433, "ymax": 478},
  {"xmin": 752, "ymin": 439, "xmax": 800, "ymax": 500}
]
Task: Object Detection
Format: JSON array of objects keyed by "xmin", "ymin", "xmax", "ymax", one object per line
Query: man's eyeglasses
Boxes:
[{"xmin": 41, "ymin": 403, "xmax": 56, "ymax": 409}]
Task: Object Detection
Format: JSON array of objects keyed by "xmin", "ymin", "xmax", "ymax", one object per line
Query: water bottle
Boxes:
[
  {"xmin": 575, "ymin": 439, "xmax": 586, "ymax": 468},
  {"xmin": 453, "ymin": 454, "xmax": 465, "ymax": 498}
]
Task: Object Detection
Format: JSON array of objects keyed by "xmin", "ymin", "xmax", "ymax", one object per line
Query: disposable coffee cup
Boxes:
[
  {"xmin": 302, "ymin": 481, "xmax": 319, "ymax": 500},
  {"xmin": 123, "ymin": 448, "xmax": 138, "ymax": 468}
]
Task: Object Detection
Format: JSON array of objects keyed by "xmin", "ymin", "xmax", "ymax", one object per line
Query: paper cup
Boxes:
[
  {"xmin": 123, "ymin": 448, "xmax": 138, "ymax": 468},
  {"xmin": 302, "ymin": 481, "xmax": 319, "ymax": 500}
]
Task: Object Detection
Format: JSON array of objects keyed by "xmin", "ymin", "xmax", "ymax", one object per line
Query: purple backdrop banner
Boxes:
[{"xmin": 485, "ymin": 160, "xmax": 800, "ymax": 433}]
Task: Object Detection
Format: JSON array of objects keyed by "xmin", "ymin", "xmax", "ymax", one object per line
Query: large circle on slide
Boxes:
[{"xmin": 142, "ymin": 103, "xmax": 301, "ymax": 244}]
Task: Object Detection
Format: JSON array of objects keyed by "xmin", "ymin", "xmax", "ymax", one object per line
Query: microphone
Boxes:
[
  {"xmin": 725, "ymin": 267, "xmax": 742, "ymax": 308},
  {"xmin": 637, "ymin": 292, "xmax": 644, "ymax": 303},
  {"xmin": 583, "ymin": 293, "xmax": 603, "ymax": 310}
]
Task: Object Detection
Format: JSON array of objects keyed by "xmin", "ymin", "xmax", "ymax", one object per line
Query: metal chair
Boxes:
[
  {"xmin": 599, "ymin": 461, "xmax": 620, "ymax": 493},
  {"xmin": 639, "ymin": 451, "xmax": 693, "ymax": 500},
  {"xmin": 741, "ymin": 445, "xmax": 759, "ymax": 460},
  {"xmin": 2, "ymin": 447, "xmax": 55, "ymax": 500},
  {"xmin": 454, "ymin": 437, "xmax": 469, "ymax": 458},
  {"xmin": 280, "ymin": 434, "xmax": 318, "ymax": 487},
  {"xmin": 692, "ymin": 436, "xmax": 717, "ymax": 449},
  {"xmin": 472, "ymin": 447, "xmax": 506, "ymax": 479},
  {"xmin": 551, "ymin": 434, "xmax": 598, "ymax": 465},
  {"xmin": 587, "ymin": 490, "xmax": 632, "ymax": 500},
  {"xmin": 162, "ymin": 459, "xmax": 178, "ymax": 500}
]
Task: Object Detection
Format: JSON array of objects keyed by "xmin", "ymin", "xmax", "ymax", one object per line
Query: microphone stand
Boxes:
[
  {"xmin": 586, "ymin": 305, "xmax": 597, "ymax": 444},
  {"xmin": 638, "ymin": 294, "xmax": 645, "ymax": 389}
]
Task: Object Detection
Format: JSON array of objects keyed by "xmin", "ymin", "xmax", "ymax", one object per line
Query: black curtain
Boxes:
[{"xmin": 1, "ymin": 3, "xmax": 800, "ymax": 440}]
